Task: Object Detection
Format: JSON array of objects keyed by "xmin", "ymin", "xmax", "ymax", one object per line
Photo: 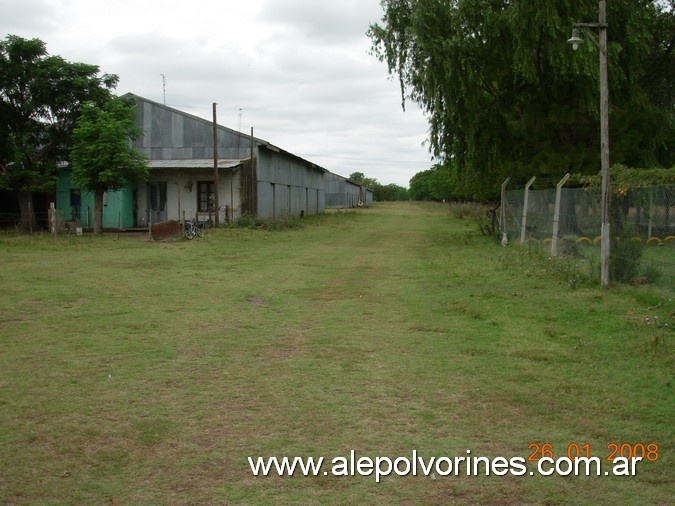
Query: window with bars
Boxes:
[{"xmin": 197, "ymin": 181, "xmax": 215, "ymax": 212}]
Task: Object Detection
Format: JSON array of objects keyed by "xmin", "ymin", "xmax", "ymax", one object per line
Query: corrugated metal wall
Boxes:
[
  {"xmin": 325, "ymin": 172, "xmax": 369, "ymax": 208},
  {"xmin": 256, "ymin": 148, "xmax": 325, "ymax": 218},
  {"xmin": 132, "ymin": 96, "xmax": 255, "ymax": 161}
]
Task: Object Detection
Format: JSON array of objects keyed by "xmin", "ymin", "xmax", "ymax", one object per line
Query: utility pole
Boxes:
[
  {"xmin": 598, "ymin": 0, "xmax": 610, "ymax": 289},
  {"xmin": 568, "ymin": 0, "xmax": 610, "ymax": 288},
  {"xmin": 213, "ymin": 102, "xmax": 219, "ymax": 227}
]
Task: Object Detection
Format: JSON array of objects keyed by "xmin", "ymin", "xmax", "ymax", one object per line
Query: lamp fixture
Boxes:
[{"xmin": 567, "ymin": 28, "xmax": 584, "ymax": 50}]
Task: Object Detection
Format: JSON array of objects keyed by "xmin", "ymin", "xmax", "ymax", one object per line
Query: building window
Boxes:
[
  {"xmin": 197, "ymin": 181, "xmax": 215, "ymax": 212},
  {"xmin": 70, "ymin": 189, "xmax": 81, "ymax": 221}
]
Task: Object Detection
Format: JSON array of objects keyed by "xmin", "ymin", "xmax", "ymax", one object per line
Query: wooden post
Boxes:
[
  {"xmin": 176, "ymin": 179, "xmax": 181, "ymax": 224},
  {"xmin": 647, "ymin": 190, "xmax": 653, "ymax": 240},
  {"xmin": 570, "ymin": 1, "xmax": 610, "ymax": 287},
  {"xmin": 49, "ymin": 202, "xmax": 56, "ymax": 235},
  {"xmin": 250, "ymin": 127, "xmax": 256, "ymax": 216},
  {"xmin": 213, "ymin": 102, "xmax": 219, "ymax": 227},
  {"xmin": 551, "ymin": 173, "xmax": 571, "ymax": 256},
  {"xmin": 599, "ymin": 0, "xmax": 610, "ymax": 288},
  {"xmin": 520, "ymin": 177, "xmax": 536, "ymax": 244}
]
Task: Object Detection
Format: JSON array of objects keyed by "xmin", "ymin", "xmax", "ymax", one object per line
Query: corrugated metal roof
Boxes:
[
  {"xmin": 259, "ymin": 144, "xmax": 327, "ymax": 173},
  {"xmin": 148, "ymin": 159, "xmax": 247, "ymax": 169}
]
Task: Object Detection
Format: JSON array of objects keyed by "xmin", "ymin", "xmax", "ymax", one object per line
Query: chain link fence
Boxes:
[{"xmin": 502, "ymin": 183, "xmax": 675, "ymax": 285}]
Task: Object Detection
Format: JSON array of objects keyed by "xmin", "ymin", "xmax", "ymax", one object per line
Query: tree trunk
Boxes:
[
  {"xmin": 94, "ymin": 189, "xmax": 104, "ymax": 234},
  {"xmin": 17, "ymin": 190, "xmax": 36, "ymax": 232}
]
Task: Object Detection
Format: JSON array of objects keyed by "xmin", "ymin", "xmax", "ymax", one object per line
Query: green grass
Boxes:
[{"xmin": 0, "ymin": 202, "xmax": 672, "ymax": 505}]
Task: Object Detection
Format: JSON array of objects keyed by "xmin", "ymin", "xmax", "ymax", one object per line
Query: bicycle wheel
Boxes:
[
  {"xmin": 195, "ymin": 225, "xmax": 204, "ymax": 238},
  {"xmin": 184, "ymin": 224, "xmax": 195, "ymax": 240}
]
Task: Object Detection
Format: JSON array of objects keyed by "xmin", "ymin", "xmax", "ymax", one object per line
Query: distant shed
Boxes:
[{"xmin": 325, "ymin": 172, "xmax": 372, "ymax": 208}]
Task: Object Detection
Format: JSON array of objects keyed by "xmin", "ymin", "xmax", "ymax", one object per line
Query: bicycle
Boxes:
[{"xmin": 183, "ymin": 219, "xmax": 205, "ymax": 240}]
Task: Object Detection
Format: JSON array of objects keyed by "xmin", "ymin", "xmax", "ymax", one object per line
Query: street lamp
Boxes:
[
  {"xmin": 568, "ymin": 0, "xmax": 610, "ymax": 289},
  {"xmin": 567, "ymin": 28, "xmax": 584, "ymax": 51}
]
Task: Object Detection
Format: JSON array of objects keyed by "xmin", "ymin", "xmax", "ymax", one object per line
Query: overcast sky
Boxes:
[{"xmin": 2, "ymin": 0, "xmax": 434, "ymax": 187}]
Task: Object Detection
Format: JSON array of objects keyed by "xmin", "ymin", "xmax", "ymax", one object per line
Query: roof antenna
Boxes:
[
  {"xmin": 160, "ymin": 74, "xmax": 166, "ymax": 105},
  {"xmin": 236, "ymin": 108, "xmax": 243, "ymax": 159}
]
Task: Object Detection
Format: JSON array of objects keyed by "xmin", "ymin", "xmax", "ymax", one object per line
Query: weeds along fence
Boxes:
[{"xmin": 501, "ymin": 178, "xmax": 675, "ymax": 285}]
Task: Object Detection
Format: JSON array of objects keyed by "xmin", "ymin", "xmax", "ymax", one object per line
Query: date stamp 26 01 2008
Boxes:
[{"xmin": 527, "ymin": 442, "xmax": 660, "ymax": 463}]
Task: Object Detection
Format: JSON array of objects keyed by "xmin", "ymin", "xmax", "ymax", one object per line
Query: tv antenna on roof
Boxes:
[
  {"xmin": 160, "ymin": 74, "xmax": 166, "ymax": 105},
  {"xmin": 236, "ymin": 108, "xmax": 243, "ymax": 159}
]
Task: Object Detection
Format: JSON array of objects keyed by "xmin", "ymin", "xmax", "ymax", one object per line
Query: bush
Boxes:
[
  {"xmin": 448, "ymin": 202, "xmax": 486, "ymax": 220},
  {"xmin": 560, "ymin": 236, "xmax": 583, "ymax": 257},
  {"xmin": 610, "ymin": 228, "xmax": 643, "ymax": 283},
  {"xmin": 233, "ymin": 213, "xmax": 303, "ymax": 231},
  {"xmin": 234, "ymin": 214, "xmax": 266, "ymax": 229},
  {"xmin": 639, "ymin": 263, "xmax": 662, "ymax": 285},
  {"xmin": 262, "ymin": 214, "xmax": 304, "ymax": 231}
]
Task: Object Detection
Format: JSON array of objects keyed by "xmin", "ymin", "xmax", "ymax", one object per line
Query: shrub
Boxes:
[
  {"xmin": 263, "ymin": 214, "xmax": 304, "ymax": 231},
  {"xmin": 234, "ymin": 214, "xmax": 266, "ymax": 229},
  {"xmin": 610, "ymin": 228, "xmax": 643, "ymax": 283},
  {"xmin": 560, "ymin": 236, "xmax": 583, "ymax": 257},
  {"xmin": 640, "ymin": 263, "xmax": 663, "ymax": 284},
  {"xmin": 233, "ymin": 213, "xmax": 303, "ymax": 231},
  {"xmin": 448, "ymin": 202, "xmax": 487, "ymax": 220}
]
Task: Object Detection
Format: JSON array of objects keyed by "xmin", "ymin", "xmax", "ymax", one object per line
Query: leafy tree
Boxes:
[
  {"xmin": 372, "ymin": 182, "xmax": 409, "ymax": 201},
  {"xmin": 349, "ymin": 171, "xmax": 409, "ymax": 201},
  {"xmin": 349, "ymin": 171, "xmax": 366, "ymax": 182},
  {"xmin": 369, "ymin": 1, "xmax": 675, "ymax": 201},
  {"xmin": 409, "ymin": 169, "xmax": 434, "ymax": 201},
  {"xmin": 349, "ymin": 171, "xmax": 377, "ymax": 188},
  {"xmin": 409, "ymin": 163, "xmax": 453, "ymax": 201},
  {"xmin": 70, "ymin": 98, "xmax": 149, "ymax": 234},
  {"xmin": 0, "ymin": 35, "xmax": 117, "ymax": 229},
  {"xmin": 577, "ymin": 164, "xmax": 675, "ymax": 193}
]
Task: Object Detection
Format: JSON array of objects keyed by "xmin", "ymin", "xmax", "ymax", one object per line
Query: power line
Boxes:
[{"xmin": 296, "ymin": 153, "xmax": 432, "ymax": 165}]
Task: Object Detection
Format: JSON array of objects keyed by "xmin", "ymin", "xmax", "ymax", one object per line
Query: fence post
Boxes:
[
  {"xmin": 520, "ymin": 177, "xmax": 536, "ymax": 244},
  {"xmin": 500, "ymin": 177, "xmax": 511, "ymax": 235},
  {"xmin": 49, "ymin": 202, "xmax": 56, "ymax": 235},
  {"xmin": 551, "ymin": 173, "xmax": 571, "ymax": 256},
  {"xmin": 647, "ymin": 189, "xmax": 653, "ymax": 239}
]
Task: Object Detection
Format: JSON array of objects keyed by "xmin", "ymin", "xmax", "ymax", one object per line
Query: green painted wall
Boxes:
[{"xmin": 56, "ymin": 171, "xmax": 136, "ymax": 228}]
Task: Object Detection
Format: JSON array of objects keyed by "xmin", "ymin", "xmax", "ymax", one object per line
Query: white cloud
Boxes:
[
  {"xmin": 0, "ymin": 0, "xmax": 56, "ymax": 34},
  {"xmin": 260, "ymin": 0, "xmax": 382, "ymax": 44},
  {"xmin": 0, "ymin": 0, "xmax": 432, "ymax": 187}
]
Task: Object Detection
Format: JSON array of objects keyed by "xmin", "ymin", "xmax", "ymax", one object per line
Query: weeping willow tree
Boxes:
[{"xmin": 369, "ymin": 0, "xmax": 675, "ymax": 200}]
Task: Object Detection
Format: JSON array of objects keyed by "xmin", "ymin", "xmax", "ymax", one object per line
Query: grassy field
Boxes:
[{"xmin": 0, "ymin": 202, "xmax": 672, "ymax": 505}]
